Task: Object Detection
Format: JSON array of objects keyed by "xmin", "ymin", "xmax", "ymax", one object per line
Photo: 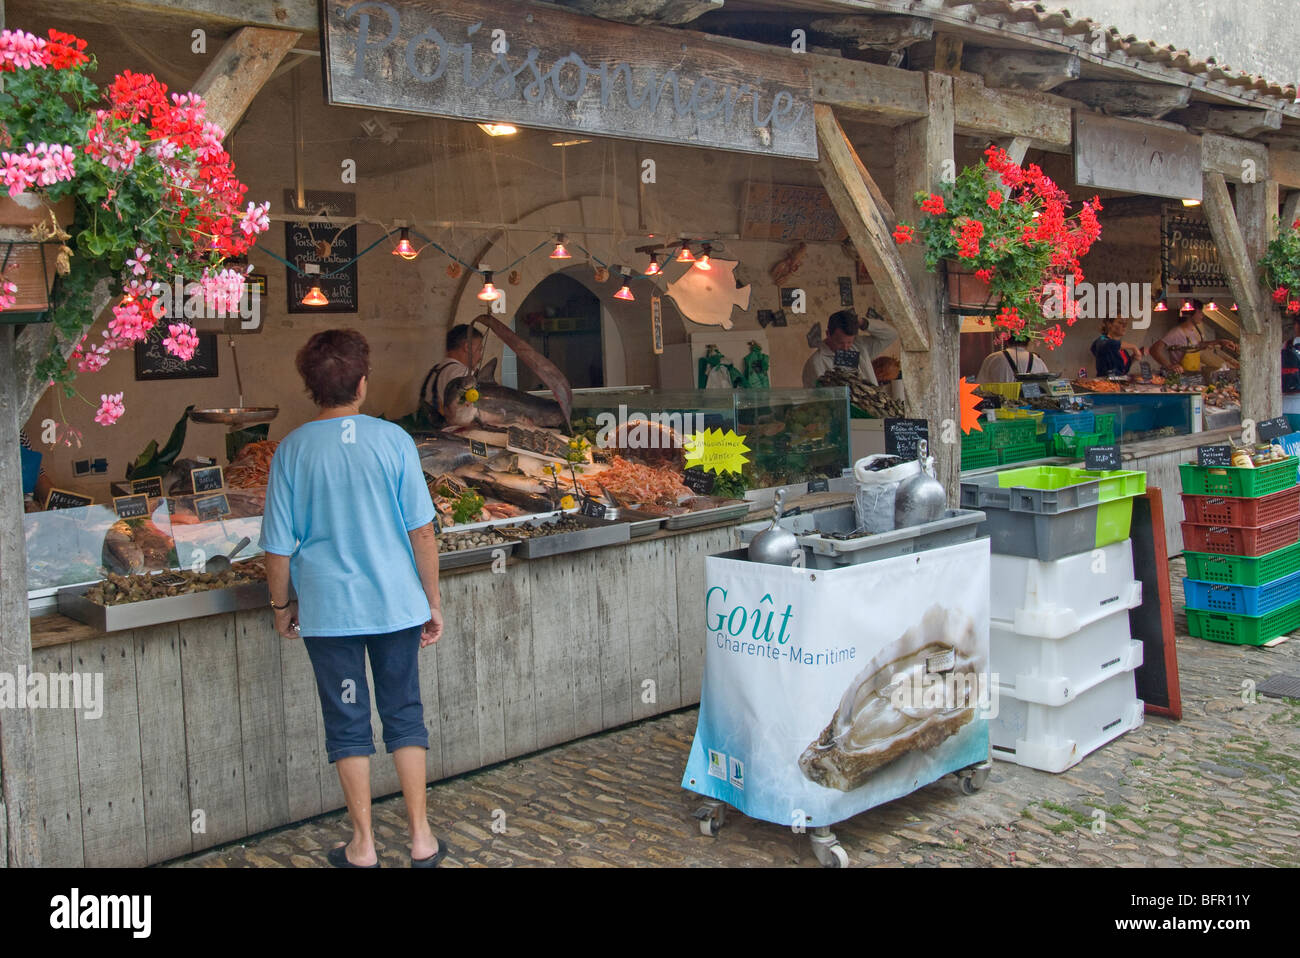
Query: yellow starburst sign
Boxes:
[{"xmin": 682, "ymin": 428, "xmax": 751, "ymax": 474}]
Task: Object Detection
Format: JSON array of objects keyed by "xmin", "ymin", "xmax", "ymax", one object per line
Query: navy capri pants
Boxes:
[{"xmin": 302, "ymin": 625, "xmax": 429, "ymax": 762}]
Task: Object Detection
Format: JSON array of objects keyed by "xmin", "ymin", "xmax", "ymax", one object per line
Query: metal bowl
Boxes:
[{"xmin": 189, "ymin": 407, "xmax": 279, "ymax": 427}]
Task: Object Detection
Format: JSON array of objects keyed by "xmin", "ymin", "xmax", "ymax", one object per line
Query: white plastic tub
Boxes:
[
  {"xmin": 991, "ymin": 602, "xmax": 1143, "ymax": 705},
  {"xmin": 989, "ymin": 665, "xmax": 1143, "ymax": 774},
  {"xmin": 990, "ymin": 540, "xmax": 1141, "ymax": 639}
]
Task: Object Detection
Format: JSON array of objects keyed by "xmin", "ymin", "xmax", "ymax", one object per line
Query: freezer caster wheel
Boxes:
[
  {"xmin": 810, "ymin": 827, "xmax": 848, "ymax": 868},
  {"xmin": 693, "ymin": 802, "xmax": 726, "ymax": 837},
  {"xmin": 957, "ymin": 760, "xmax": 991, "ymax": 795}
]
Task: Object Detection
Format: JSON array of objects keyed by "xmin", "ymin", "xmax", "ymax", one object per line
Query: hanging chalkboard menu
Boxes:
[
  {"xmin": 134, "ymin": 331, "xmax": 219, "ymax": 381},
  {"xmin": 884, "ymin": 418, "xmax": 929, "ymax": 459},
  {"xmin": 285, "ymin": 190, "xmax": 358, "ymax": 314},
  {"xmin": 1161, "ymin": 209, "xmax": 1229, "ymax": 288}
]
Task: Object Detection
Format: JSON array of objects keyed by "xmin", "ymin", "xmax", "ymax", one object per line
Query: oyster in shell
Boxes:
[{"xmin": 798, "ymin": 606, "xmax": 984, "ymax": 791}]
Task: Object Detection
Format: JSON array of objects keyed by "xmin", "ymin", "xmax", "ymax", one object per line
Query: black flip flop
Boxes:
[
  {"xmin": 411, "ymin": 835, "xmax": 447, "ymax": 868},
  {"xmin": 327, "ymin": 844, "xmax": 380, "ymax": 868}
]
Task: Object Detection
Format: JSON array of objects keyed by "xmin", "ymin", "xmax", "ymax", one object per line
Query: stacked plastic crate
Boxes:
[
  {"xmin": 1044, "ymin": 409, "xmax": 1116, "ymax": 459},
  {"xmin": 960, "ymin": 466, "xmax": 1147, "ymax": 773},
  {"xmin": 1179, "ymin": 456, "xmax": 1300, "ymax": 645}
]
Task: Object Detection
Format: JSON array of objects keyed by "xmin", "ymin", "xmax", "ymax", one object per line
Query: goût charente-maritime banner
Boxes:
[{"xmin": 322, "ymin": 0, "xmax": 817, "ymax": 160}]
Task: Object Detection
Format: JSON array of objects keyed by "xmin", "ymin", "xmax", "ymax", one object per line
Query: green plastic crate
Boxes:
[
  {"xmin": 1182, "ymin": 541, "xmax": 1300, "ymax": 586},
  {"xmin": 998, "ymin": 441, "xmax": 1048, "ymax": 464},
  {"xmin": 962, "ymin": 427, "xmax": 992, "ymax": 452},
  {"xmin": 1185, "ymin": 600, "xmax": 1300, "ymax": 646},
  {"xmin": 1179, "ymin": 457, "xmax": 1299, "ymax": 497},
  {"xmin": 1064, "ymin": 468, "xmax": 1147, "ymax": 501},
  {"xmin": 985, "ymin": 419, "xmax": 1040, "ymax": 449},
  {"xmin": 1092, "ymin": 412, "xmax": 1116, "ymax": 436},
  {"xmin": 960, "ymin": 448, "xmax": 999, "ymax": 470},
  {"xmin": 1051, "ymin": 430, "xmax": 1108, "ymax": 458}
]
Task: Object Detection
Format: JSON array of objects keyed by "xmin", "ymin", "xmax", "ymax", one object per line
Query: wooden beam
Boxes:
[
  {"xmin": 809, "ymin": 54, "xmax": 928, "ymax": 124},
  {"xmin": 1201, "ymin": 172, "xmax": 1265, "ymax": 335},
  {"xmin": 192, "ymin": 27, "xmax": 301, "ymax": 134},
  {"xmin": 1270, "ymin": 149, "xmax": 1300, "ymax": 189},
  {"xmin": 32, "ymin": 0, "xmax": 316, "ymax": 32},
  {"xmin": 1202, "ymin": 132, "xmax": 1270, "ymax": 183},
  {"xmin": 895, "ymin": 73, "xmax": 961, "ymax": 499},
  {"xmin": 1282, "ymin": 191, "xmax": 1300, "ymax": 230},
  {"xmin": 814, "ymin": 104, "xmax": 929, "ymax": 352},
  {"xmin": 808, "ymin": 15, "xmax": 932, "ymax": 51},
  {"xmin": 1235, "ymin": 178, "xmax": 1281, "ymax": 425},
  {"xmin": 555, "ymin": 0, "xmax": 723, "ymax": 25},
  {"xmin": 993, "ymin": 136, "xmax": 1030, "ymax": 198},
  {"xmin": 963, "ymin": 48, "xmax": 1080, "ymax": 92},
  {"xmin": 951, "ymin": 75, "xmax": 1072, "ymax": 146},
  {"xmin": 1057, "ymin": 81, "xmax": 1192, "ymax": 119},
  {"xmin": 933, "ymin": 34, "xmax": 964, "ymax": 74},
  {"xmin": 1176, "ymin": 104, "xmax": 1283, "ymax": 138}
]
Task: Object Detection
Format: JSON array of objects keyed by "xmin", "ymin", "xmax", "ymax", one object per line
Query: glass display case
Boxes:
[{"xmin": 1080, "ymin": 393, "xmax": 1197, "ymax": 442}]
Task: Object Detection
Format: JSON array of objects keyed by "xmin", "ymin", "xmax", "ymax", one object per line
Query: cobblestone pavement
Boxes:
[{"xmin": 168, "ymin": 559, "xmax": 1300, "ymax": 868}]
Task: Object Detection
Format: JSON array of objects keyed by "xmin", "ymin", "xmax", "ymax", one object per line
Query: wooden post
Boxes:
[
  {"xmin": 895, "ymin": 73, "xmax": 959, "ymax": 501},
  {"xmin": 1236, "ymin": 179, "xmax": 1281, "ymax": 428},
  {"xmin": 192, "ymin": 27, "xmax": 302, "ymax": 134},
  {"xmin": 0, "ymin": 330, "xmax": 38, "ymax": 866}
]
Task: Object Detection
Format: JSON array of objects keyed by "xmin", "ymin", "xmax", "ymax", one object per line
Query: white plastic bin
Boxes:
[
  {"xmin": 989, "ymin": 665, "xmax": 1144, "ymax": 774},
  {"xmin": 990, "ymin": 540, "xmax": 1141, "ymax": 639},
  {"xmin": 991, "ymin": 603, "xmax": 1143, "ymax": 705}
]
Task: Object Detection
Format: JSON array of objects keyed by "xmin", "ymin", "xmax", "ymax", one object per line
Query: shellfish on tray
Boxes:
[{"xmin": 798, "ymin": 606, "xmax": 984, "ymax": 791}]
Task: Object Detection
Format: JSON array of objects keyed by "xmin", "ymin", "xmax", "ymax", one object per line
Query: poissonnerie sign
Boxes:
[{"xmin": 322, "ymin": 0, "xmax": 817, "ymax": 160}]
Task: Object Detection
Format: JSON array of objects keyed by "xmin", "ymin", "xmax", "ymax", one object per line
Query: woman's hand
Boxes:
[
  {"xmin": 274, "ymin": 603, "xmax": 300, "ymax": 640},
  {"xmin": 421, "ymin": 605, "xmax": 444, "ymax": 648}
]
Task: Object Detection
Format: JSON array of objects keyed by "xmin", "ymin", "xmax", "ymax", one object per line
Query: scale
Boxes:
[{"xmin": 189, "ymin": 338, "xmax": 278, "ymax": 429}]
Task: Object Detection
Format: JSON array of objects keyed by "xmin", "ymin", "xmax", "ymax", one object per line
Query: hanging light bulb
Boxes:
[
  {"xmin": 694, "ymin": 244, "xmax": 713, "ymax": 271},
  {"xmin": 301, "ymin": 286, "xmax": 329, "ymax": 307},
  {"xmin": 1154, "ymin": 299, "xmax": 1168, "ymax": 311},
  {"xmin": 613, "ymin": 268, "xmax": 634, "ymax": 301},
  {"xmin": 1182, "ymin": 198, "xmax": 1201, "ymax": 207},
  {"xmin": 675, "ymin": 242, "xmax": 695, "ymax": 263},
  {"xmin": 477, "ymin": 272, "xmax": 500, "ymax": 301},
  {"xmin": 1181, "ymin": 300, "xmax": 1194, "ymax": 312},
  {"xmin": 643, "ymin": 254, "xmax": 661, "ymax": 276},
  {"xmin": 550, "ymin": 234, "xmax": 571, "ymax": 260},
  {"xmin": 477, "ymin": 122, "xmax": 517, "ymax": 137},
  {"xmin": 1231, "ymin": 303, "xmax": 1239, "ymax": 310},
  {"xmin": 1207, "ymin": 301, "xmax": 1219, "ymax": 311},
  {"xmin": 392, "ymin": 227, "xmax": 418, "ymax": 260}
]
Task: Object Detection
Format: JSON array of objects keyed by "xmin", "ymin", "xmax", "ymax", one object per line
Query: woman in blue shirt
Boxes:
[
  {"xmin": 261, "ymin": 329, "xmax": 446, "ymax": 868},
  {"xmin": 1090, "ymin": 317, "xmax": 1143, "ymax": 377}
]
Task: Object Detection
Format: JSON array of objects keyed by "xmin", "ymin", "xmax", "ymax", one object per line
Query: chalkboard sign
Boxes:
[
  {"xmin": 837, "ymin": 277, "xmax": 853, "ymax": 307},
  {"xmin": 1197, "ymin": 445, "xmax": 1232, "ymax": 467},
  {"xmin": 807, "ymin": 477, "xmax": 830, "ymax": 493},
  {"xmin": 470, "ymin": 440, "xmax": 489, "ymax": 458},
  {"xmin": 134, "ymin": 331, "xmax": 219, "ymax": 381},
  {"xmin": 683, "ymin": 467, "xmax": 716, "ymax": 495},
  {"xmin": 1258, "ymin": 417, "xmax": 1291, "ymax": 442},
  {"xmin": 1139, "ymin": 361, "xmax": 1153, "ymax": 381},
  {"xmin": 191, "ymin": 465, "xmax": 225, "ymax": 494},
  {"xmin": 741, "ymin": 182, "xmax": 847, "ymax": 242},
  {"xmin": 131, "ymin": 476, "xmax": 163, "ymax": 498},
  {"xmin": 580, "ymin": 497, "xmax": 608, "ymax": 519},
  {"xmin": 195, "ymin": 493, "xmax": 231, "ymax": 522},
  {"xmin": 1085, "ymin": 444, "xmax": 1121, "ymax": 471},
  {"xmin": 45, "ymin": 488, "xmax": 92, "ymax": 510},
  {"xmin": 1020, "ymin": 381, "xmax": 1043, "ymax": 398},
  {"xmin": 833, "ymin": 349, "xmax": 861, "ymax": 369},
  {"xmin": 112, "ymin": 494, "xmax": 150, "ymax": 519},
  {"xmin": 285, "ymin": 190, "xmax": 358, "ymax": 314},
  {"xmin": 884, "ymin": 417, "xmax": 929, "ymax": 459},
  {"xmin": 1161, "ymin": 209, "xmax": 1228, "ymax": 288}
]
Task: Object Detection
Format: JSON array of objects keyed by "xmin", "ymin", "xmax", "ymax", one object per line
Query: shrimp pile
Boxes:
[
  {"xmin": 581, "ymin": 456, "xmax": 693, "ymax": 507},
  {"xmin": 226, "ymin": 440, "xmax": 279, "ymax": 488}
]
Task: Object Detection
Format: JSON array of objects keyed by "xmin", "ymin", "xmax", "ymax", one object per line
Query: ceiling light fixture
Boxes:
[
  {"xmin": 694, "ymin": 244, "xmax": 713, "ymax": 271},
  {"xmin": 1182, "ymin": 198, "xmax": 1201, "ymax": 207},
  {"xmin": 550, "ymin": 137, "xmax": 592, "ymax": 147},
  {"xmin": 478, "ymin": 122, "xmax": 517, "ymax": 136},
  {"xmin": 613, "ymin": 267, "xmax": 634, "ymax": 301},
  {"xmin": 675, "ymin": 242, "xmax": 695, "ymax": 264},
  {"xmin": 392, "ymin": 227, "xmax": 418, "ymax": 260},
  {"xmin": 1181, "ymin": 300, "xmax": 1194, "ymax": 312},
  {"xmin": 478, "ymin": 272, "xmax": 500, "ymax": 301},
  {"xmin": 301, "ymin": 286, "xmax": 329, "ymax": 306},
  {"xmin": 550, "ymin": 234, "xmax": 571, "ymax": 260},
  {"xmin": 643, "ymin": 253, "xmax": 661, "ymax": 276}
]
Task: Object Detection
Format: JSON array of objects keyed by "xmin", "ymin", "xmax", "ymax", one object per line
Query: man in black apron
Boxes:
[
  {"xmin": 976, "ymin": 335, "xmax": 1048, "ymax": 383},
  {"xmin": 419, "ymin": 325, "xmax": 484, "ymax": 428}
]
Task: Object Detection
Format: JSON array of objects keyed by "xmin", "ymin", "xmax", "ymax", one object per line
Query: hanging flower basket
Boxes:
[{"xmin": 943, "ymin": 259, "xmax": 1000, "ymax": 316}]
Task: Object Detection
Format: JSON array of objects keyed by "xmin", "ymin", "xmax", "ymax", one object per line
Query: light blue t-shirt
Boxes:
[{"xmin": 259, "ymin": 415, "xmax": 435, "ymax": 637}]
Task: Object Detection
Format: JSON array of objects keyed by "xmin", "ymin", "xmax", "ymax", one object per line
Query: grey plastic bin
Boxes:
[
  {"xmin": 960, "ymin": 473, "xmax": 1100, "ymax": 514},
  {"xmin": 739, "ymin": 507, "xmax": 986, "ymax": 570},
  {"xmin": 977, "ymin": 505, "xmax": 1102, "ymax": 561}
]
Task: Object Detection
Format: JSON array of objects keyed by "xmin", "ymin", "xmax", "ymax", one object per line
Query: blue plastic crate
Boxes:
[
  {"xmin": 1040, "ymin": 410, "xmax": 1095, "ymax": 436},
  {"xmin": 1182, "ymin": 569, "xmax": 1300, "ymax": 616}
]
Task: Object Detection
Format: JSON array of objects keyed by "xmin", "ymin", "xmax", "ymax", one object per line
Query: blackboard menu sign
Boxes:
[
  {"xmin": 1197, "ymin": 445, "xmax": 1232, "ymax": 467},
  {"xmin": 683, "ymin": 467, "xmax": 716, "ymax": 495},
  {"xmin": 470, "ymin": 440, "xmax": 489, "ymax": 458},
  {"xmin": 580, "ymin": 497, "xmax": 608, "ymax": 519},
  {"xmin": 45, "ymin": 488, "xmax": 93, "ymax": 510},
  {"xmin": 131, "ymin": 476, "xmax": 163, "ymax": 498},
  {"xmin": 195, "ymin": 493, "xmax": 231, "ymax": 522},
  {"xmin": 112, "ymin": 494, "xmax": 150, "ymax": 519},
  {"xmin": 1085, "ymin": 444, "xmax": 1121, "ymax": 471},
  {"xmin": 832, "ymin": 349, "xmax": 860, "ymax": 369},
  {"xmin": 1020, "ymin": 381, "xmax": 1043, "ymax": 398},
  {"xmin": 837, "ymin": 277, "xmax": 853, "ymax": 307},
  {"xmin": 807, "ymin": 477, "xmax": 830, "ymax": 493},
  {"xmin": 884, "ymin": 417, "xmax": 929, "ymax": 459},
  {"xmin": 285, "ymin": 190, "xmax": 358, "ymax": 314},
  {"xmin": 134, "ymin": 331, "xmax": 219, "ymax": 381},
  {"xmin": 1258, "ymin": 417, "xmax": 1291, "ymax": 442},
  {"xmin": 191, "ymin": 466, "xmax": 225, "ymax": 494},
  {"xmin": 1161, "ymin": 209, "xmax": 1229, "ymax": 288}
]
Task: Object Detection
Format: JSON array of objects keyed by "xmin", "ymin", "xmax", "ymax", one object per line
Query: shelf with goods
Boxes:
[{"xmin": 1179, "ymin": 454, "xmax": 1300, "ymax": 646}]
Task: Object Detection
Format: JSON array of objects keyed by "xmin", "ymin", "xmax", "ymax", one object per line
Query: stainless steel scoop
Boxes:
[{"xmin": 205, "ymin": 536, "xmax": 251, "ymax": 574}]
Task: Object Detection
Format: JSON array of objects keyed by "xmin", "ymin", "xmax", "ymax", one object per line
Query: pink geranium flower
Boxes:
[
  {"xmin": 94, "ymin": 392, "xmax": 125, "ymax": 426},
  {"xmin": 162, "ymin": 322, "xmax": 199, "ymax": 361}
]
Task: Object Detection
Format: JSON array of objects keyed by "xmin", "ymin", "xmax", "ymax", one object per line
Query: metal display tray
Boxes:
[
  {"xmin": 513, "ymin": 514, "xmax": 630, "ymax": 558},
  {"xmin": 598, "ymin": 507, "xmax": 666, "ymax": 537},
  {"xmin": 663, "ymin": 498, "xmax": 752, "ymax": 530},
  {"xmin": 57, "ymin": 580, "xmax": 270, "ymax": 632},
  {"xmin": 437, "ymin": 539, "xmax": 520, "ymax": 570},
  {"xmin": 791, "ymin": 506, "xmax": 987, "ymax": 564}
]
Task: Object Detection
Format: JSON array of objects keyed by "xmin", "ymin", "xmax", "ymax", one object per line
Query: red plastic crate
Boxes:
[
  {"xmin": 1180, "ymin": 486, "xmax": 1300, "ymax": 526},
  {"xmin": 1180, "ymin": 517, "xmax": 1300, "ymax": 557}
]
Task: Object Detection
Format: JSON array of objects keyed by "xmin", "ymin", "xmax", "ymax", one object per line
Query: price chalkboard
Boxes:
[
  {"xmin": 1020, "ymin": 381, "xmax": 1043, "ymax": 398},
  {"xmin": 683, "ymin": 467, "xmax": 716, "ymax": 495},
  {"xmin": 1140, "ymin": 361, "xmax": 1153, "ymax": 381},
  {"xmin": 191, "ymin": 465, "xmax": 225, "ymax": 494},
  {"xmin": 112, "ymin": 494, "xmax": 150, "ymax": 519},
  {"xmin": 1085, "ymin": 445, "xmax": 1121, "ymax": 471},
  {"xmin": 194, "ymin": 493, "xmax": 231, "ymax": 522},
  {"xmin": 580, "ymin": 497, "xmax": 608, "ymax": 519},
  {"xmin": 285, "ymin": 190, "xmax": 358, "ymax": 314},
  {"xmin": 832, "ymin": 349, "xmax": 861, "ymax": 369},
  {"xmin": 1197, "ymin": 445, "xmax": 1232, "ymax": 467},
  {"xmin": 45, "ymin": 488, "xmax": 93, "ymax": 510},
  {"xmin": 884, "ymin": 417, "xmax": 929, "ymax": 459},
  {"xmin": 470, "ymin": 440, "xmax": 489, "ymax": 458},
  {"xmin": 131, "ymin": 476, "xmax": 163, "ymax": 498},
  {"xmin": 807, "ymin": 477, "xmax": 830, "ymax": 493},
  {"xmin": 1258, "ymin": 417, "xmax": 1291, "ymax": 442}
]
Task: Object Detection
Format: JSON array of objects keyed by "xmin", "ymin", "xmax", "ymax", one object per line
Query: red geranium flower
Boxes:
[
  {"xmin": 893, "ymin": 224, "xmax": 916, "ymax": 245},
  {"xmin": 920, "ymin": 193, "xmax": 946, "ymax": 215},
  {"xmin": 1288, "ymin": 300, "xmax": 1300, "ymax": 315},
  {"xmin": 986, "ymin": 190, "xmax": 1003, "ymax": 211},
  {"xmin": 1274, "ymin": 286, "xmax": 1290, "ymax": 303}
]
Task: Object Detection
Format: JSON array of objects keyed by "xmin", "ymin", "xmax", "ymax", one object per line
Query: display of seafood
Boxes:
[
  {"xmin": 577, "ymin": 456, "xmax": 693, "ymax": 508},
  {"xmin": 817, "ymin": 369, "xmax": 904, "ymax": 418},
  {"xmin": 85, "ymin": 560, "xmax": 266, "ymax": 606},
  {"xmin": 441, "ymin": 357, "xmax": 568, "ymax": 431},
  {"xmin": 1203, "ymin": 382, "xmax": 1240, "ymax": 408},
  {"xmin": 226, "ymin": 440, "xmax": 278, "ymax": 488},
  {"xmin": 798, "ymin": 606, "xmax": 984, "ymax": 792},
  {"xmin": 437, "ymin": 528, "xmax": 517, "ymax": 551},
  {"xmin": 103, "ymin": 516, "xmax": 177, "ymax": 575}
]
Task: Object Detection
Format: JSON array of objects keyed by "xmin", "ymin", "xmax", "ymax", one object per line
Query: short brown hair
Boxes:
[{"xmin": 296, "ymin": 329, "xmax": 370, "ymax": 407}]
